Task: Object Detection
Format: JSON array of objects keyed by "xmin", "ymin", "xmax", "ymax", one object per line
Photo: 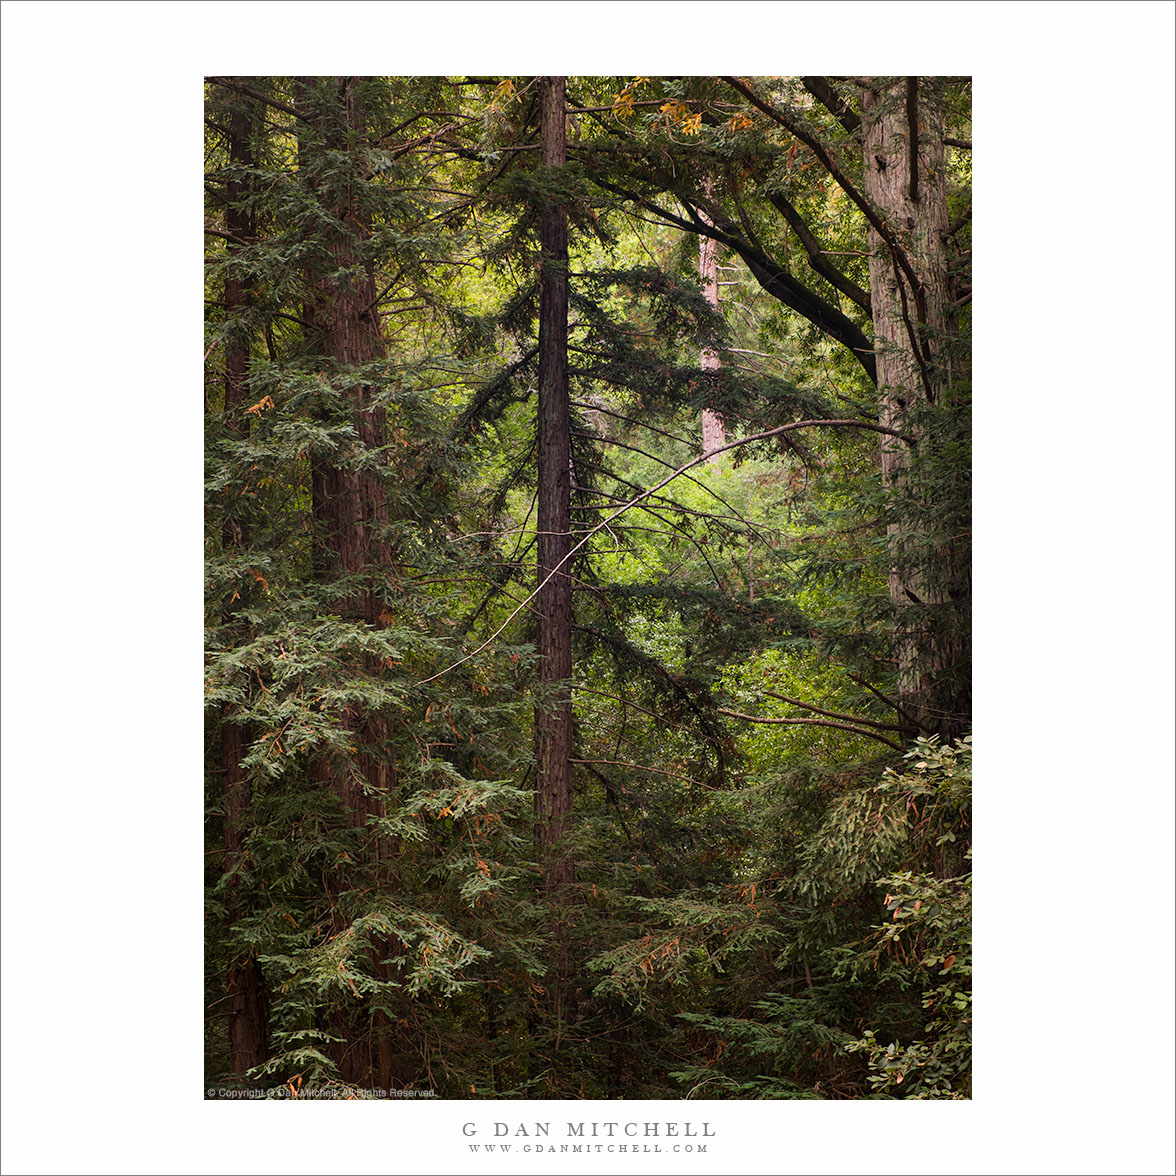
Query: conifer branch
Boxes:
[
  {"xmin": 758, "ymin": 689, "xmax": 913, "ymax": 732},
  {"xmin": 800, "ymin": 76, "xmax": 862, "ymax": 136},
  {"xmin": 206, "ymin": 77, "xmax": 307, "ymax": 122},
  {"xmin": 847, "ymin": 672, "xmax": 921, "ymax": 730},
  {"xmin": 716, "ymin": 708, "xmax": 903, "ymax": 751},
  {"xmin": 417, "ymin": 417, "xmax": 912, "ymax": 685},
  {"xmin": 721, "ymin": 76, "xmax": 925, "ymax": 310},
  {"xmin": 947, "ymin": 205, "xmax": 972, "ymax": 237},
  {"xmin": 766, "ymin": 192, "xmax": 871, "ymax": 314},
  {"xmin": 571, "ymin": 685, "xmax": 661, "ymax": 721},
  {"xmin": 570, "ymin": 758, "xmax": 711, "ymax": 788},
  {"xmin": 586, "ymin": 175, "xmax": 877, "ymax": 381}
]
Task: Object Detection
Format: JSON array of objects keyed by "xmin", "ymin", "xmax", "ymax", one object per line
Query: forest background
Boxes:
[{"xmin": 2, "ymin": 3, "xmax": 1174, "ymax": 1176}]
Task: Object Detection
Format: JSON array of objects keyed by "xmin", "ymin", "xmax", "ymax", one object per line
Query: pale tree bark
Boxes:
[
  {"xmin": 698, "ymin": 206, "xmax": 726, "ymax": 460},
  {"xmin": 861, "ymin": 77, "xmax": 968, "ymax": 737}
]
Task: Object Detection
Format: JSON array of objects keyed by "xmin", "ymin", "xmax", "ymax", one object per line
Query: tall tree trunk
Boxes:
[
  {"xmin": 219, "ymin": 86, "xmax": 269, "ymax": 1077},
  {"xmin": 535, "ymin": 76, "xmax": 574, "ymax": 902},
  {"xmin": 698, "ymin": 206, "xmax": 726, "ymax": 460},
  {"xmin": 296, "ymin": 75, "xmax": 405, "ymax": 1090},
  {"xmin": 861, "ymin": 77, "xmax": 969, "ymax": 738},
  {"xmin": 297, "ymin": 75, "xmax": 393, "ymax": 822}
]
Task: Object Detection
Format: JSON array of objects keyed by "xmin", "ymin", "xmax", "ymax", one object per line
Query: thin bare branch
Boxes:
[
  {"xmin": 204, "ymin": 227, "xmax": 249, "ymax": 246},
  {"xmin": 572, "ymin": 685, "xmax": 661, "ymax": 721},
  {"xmin": 569, "ymin": 400, "xmax": 693, "ymax": 448},
  {"xmin": 716, "ymin": 708, "xmax": 902, "ymax": 751},
  {"xmin": 847, "ymin": 672, "xmax": 920, "ymax": 730},
  {"xmin": 417, "ymin": 417, "xmax": 912, "ymax": 685},
  {"xmin": 758, "ymin": 689, "xmax": 912, "ymax": 732},
  {"xmin": 570, "ymin": 758, "xmax": 712, "ymax": 789},
  {"xmin": 570, "ymin": 429, "xmax": 770, "ymax": 541}
]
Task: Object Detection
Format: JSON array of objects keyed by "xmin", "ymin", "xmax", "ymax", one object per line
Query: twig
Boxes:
[
  {"xmin": 569, "ymin": 758, "xmax": 711, "ymax": 789},
  {"xmin": 572, "ymin": 684, "xmax": 661, "ymax": 721},
  {"xmin": 204, "ymin": 227, "xmax": 249, "ymax": 245},
  {"xmin": 847, "ymin": 672, "xmax": 920, "ymax": 730}
]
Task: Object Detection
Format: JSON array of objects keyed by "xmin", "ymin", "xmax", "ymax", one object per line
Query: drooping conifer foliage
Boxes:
[{"xmin": 205, "ymin": 75, "xmax": 971, "ymax": 1099}]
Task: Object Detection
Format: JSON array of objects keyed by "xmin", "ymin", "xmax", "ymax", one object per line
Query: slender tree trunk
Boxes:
[
  {"xmin": 698, "ymin": 206, "xmax": 726, "ymax": 460},
  {"xmin": 535, "ymin": 76, "xmax": 574, "ymax": 899},
  {"xmin": 219, "ymin": 87, "xmax": 269, "ymax": 1077},
  {"xmin": 861, "ymin": 77, "xmax": 969, "ymax": 738}
]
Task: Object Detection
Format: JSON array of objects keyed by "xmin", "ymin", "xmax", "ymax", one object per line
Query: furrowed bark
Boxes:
[
  {"xmin": 861, "ymin": 77, "xmax": 970, "ymax": 738},
  {"xmin": 535, "ymin": 76, "xmax": 574, "ymax": 902},
  {"xmin": 296, "ymin": 75, "xmax": 405, "ymax": 1091},
  {"xmin": 298, "ymin": 76, "xmax": 393, "ymax": 819}
]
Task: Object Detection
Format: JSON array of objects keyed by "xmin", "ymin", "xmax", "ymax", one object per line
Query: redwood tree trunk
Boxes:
[
  {"xmin": 297, "ymin": 76, "xmax": 394, "ymax": 821},
  {"xmin": 219, "ymin": 86, "xmax": 269, "ymax": 1077},
  {"xmin": 861, "ymin": 77, "xmax": 969, "ymax": 738},
  {"xmin": 296, "ymin": 75, "xmax": 405, "ymax": 1090},
  {"xmin": 535, "ymin": 76, "xmax": 574, "ymax": 901}
]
